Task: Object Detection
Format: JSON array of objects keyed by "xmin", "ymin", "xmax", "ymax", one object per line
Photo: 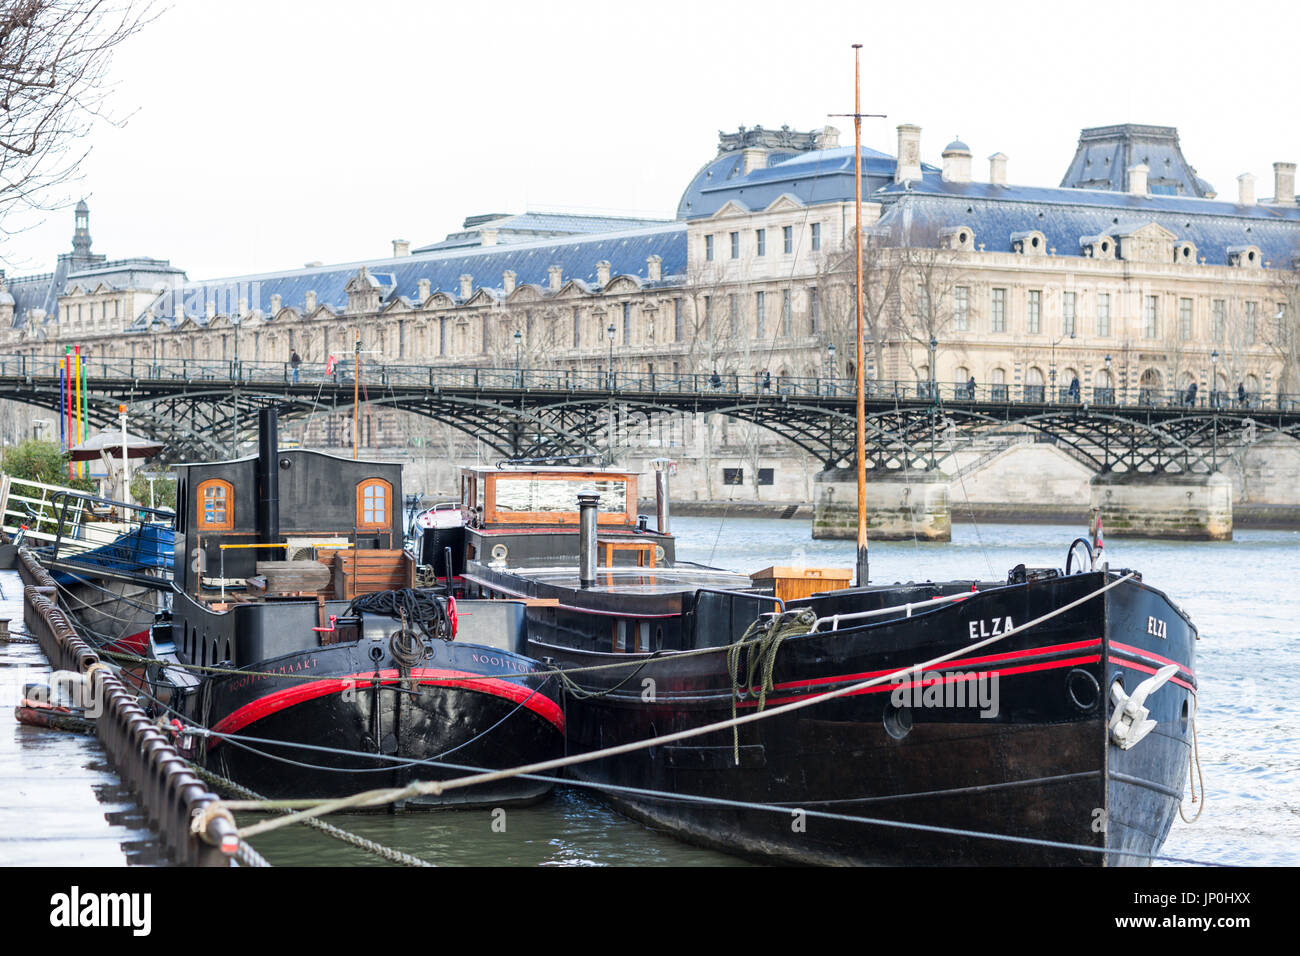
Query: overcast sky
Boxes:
[{"xmin": 6, "ymin": 0, "xmax": 1299, "ymax": 281}]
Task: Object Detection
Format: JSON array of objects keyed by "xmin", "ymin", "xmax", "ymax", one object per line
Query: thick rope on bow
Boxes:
[{"xmin": 727, "ymin": 608, "xmax": 817, "ymax": 764}]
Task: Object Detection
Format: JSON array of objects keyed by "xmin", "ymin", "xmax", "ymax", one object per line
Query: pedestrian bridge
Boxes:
[{"xmin": 2, "ymin": 353, "xmax": 1297, "ymax": 477}]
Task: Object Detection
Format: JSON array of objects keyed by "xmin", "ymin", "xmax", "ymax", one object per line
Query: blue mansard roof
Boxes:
[
  {"xmin": 871, "ymin": 172, "xmax": 1300, "ymax": 265},
  {"xmin": 137, "ymin": 222, "xmax": 687, "ymax": 327}
]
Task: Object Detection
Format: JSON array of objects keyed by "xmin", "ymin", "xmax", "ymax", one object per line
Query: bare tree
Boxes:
[
  {"xmin": 0, "ymin": 0, "xmax": 158, "ymax": 244},
  {"xmin": 814, "ymin": 232, "xmax": 903, "ymax": 386},
  {"xmin": 1267, "ymin": 263, "xmax": 1300, "ymax": 402}
]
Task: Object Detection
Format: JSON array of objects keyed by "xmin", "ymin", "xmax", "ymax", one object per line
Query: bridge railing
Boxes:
[{"xmin": 3, "ymin": 352, "xmax": 1298, "ymax": 412}]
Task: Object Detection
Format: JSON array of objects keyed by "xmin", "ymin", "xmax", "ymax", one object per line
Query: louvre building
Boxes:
[{"xmin": 4, "ymin": 122, "xmax": 1299, "ymax": 511}]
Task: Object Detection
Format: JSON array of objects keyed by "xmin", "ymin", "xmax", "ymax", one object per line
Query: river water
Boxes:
[{"xmin": 5, "ymin": 518, "xmax": 1297, "ymax": 866}]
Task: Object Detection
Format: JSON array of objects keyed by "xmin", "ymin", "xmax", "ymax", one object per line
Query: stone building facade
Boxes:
[{"xmin": 3, "ymin": 123, "xmax": 1299, "ymax": 508}]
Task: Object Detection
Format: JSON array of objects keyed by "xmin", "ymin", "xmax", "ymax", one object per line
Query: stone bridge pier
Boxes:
[
  {"xmin": 812, "ymin": 468, "xmax": 951, "ymax": 542},
  {"xmin": 1090, "ymin": 471, "xmax": 1233, "ymax": 540}
]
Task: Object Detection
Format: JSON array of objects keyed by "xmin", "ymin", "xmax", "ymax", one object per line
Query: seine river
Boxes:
[{"xmin": 4, "ymin": 517, "xmax": 1297, "ymax": 866}]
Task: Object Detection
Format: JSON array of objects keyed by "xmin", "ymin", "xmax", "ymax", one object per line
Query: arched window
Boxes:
[
  {"xmin": 197, "ymin": 479, "xmax": 234, "ymax": 531},
  {"xmin": 357, "ymin": 478, "xmax": 392, "ymax": 530}
]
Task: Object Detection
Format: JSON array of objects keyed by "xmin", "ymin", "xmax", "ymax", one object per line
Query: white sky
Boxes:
[{"xmin": 6, "ymin": 0, "xmax": 1300, "ymax": 280}]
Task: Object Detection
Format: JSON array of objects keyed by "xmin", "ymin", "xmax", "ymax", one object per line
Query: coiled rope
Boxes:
[{"xmin": 727, "ymin": 607, "xmax": 817, "ymax": 762}]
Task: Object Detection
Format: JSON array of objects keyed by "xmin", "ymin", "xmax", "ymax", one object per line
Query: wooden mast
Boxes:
[{"xmin": 852, "ymin": 43, "xmax": 868, "ymax": 587}]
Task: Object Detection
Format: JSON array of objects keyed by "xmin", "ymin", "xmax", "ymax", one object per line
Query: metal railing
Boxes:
[{"xmin": 3, "ymin": 351, "xmax": 1298, "ymax": 412}]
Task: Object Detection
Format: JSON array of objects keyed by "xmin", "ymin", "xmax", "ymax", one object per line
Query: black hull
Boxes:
[
  {"xmin": 503, "ymin": 570, "xmax": 1195, "ymax": 865},
  {"xmin": 158, "ymin": 588, "xmax": 565, "ymax": 810},
  {"xmin": 198, "ymin": 639, "xmax": 565, "ymax": 809}
]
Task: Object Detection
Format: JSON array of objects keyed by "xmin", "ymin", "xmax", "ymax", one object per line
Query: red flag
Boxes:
[{"xmin": 325, "ymin": 353, "xmax": 336, "ymax": 375}]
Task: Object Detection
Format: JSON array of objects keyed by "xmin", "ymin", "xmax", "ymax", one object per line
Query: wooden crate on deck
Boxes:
[
  {"xmin": 750, "ymin": 566, "xmax": 853, "ymax": 603},
  {"xmin": 332, "ymin": 549, "xmax": 413, "ymax": 600}
]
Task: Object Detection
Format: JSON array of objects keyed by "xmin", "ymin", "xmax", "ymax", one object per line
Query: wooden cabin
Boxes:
[{"xmin": 458, "ymin": 465, "xmax": 675, "ymax": 570}]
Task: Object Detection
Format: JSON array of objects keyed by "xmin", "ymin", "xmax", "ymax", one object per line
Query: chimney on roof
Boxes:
[
  {"xmin": 988, "ymin": 152, "xmax": 1008, "ymax": 186},
  {"xmin": 417, "ymin": 278, "xmax": 430, "ymax": 301},
  {"xmin": 459, "ymin": 274, "xmax": 473, "ymax": 299},
  {"xmin": 304, "ymin": 290, "xmax": 316, "ymax": 312},
  {"xmin": 392, "ymin": 239, "xmax": 410, "ymax": 257},
  {"xmin": 895, "ymin": 124, "xmax": 922, "ymax": 182},
  {"xmin": 1272, "ymin": 162, "xmax": 1297, "ymax": 206},
  {"xmin": 596, "ymin": 260, "xmax": 611, "ymax": 287},
  {"xmin": 742, "ymin": 146, "xmax": 768, "ymax": 175},
  {"xmin": 1128, "ymin": 162, "xmax": 1149, "ymax": 195},
  {"xmin": 941, "ymin": 139, "xmax": 972, "ymax": 184},
  {"xmin": 647, "ymin": 254, "xmax": 662, "ymax": 281},
  {"xmin": 270, "ymin": 294, "xmax": 282, "ymax": 314},
  {"xmin": 1237, "ymin": 172, "xmax": 1256, "ymax": 206},
  {"xmin": 481, "ymin": 229, "xmax": 498, "ymax": 246},
  {"xmin": 548, "ymin": 265, "xmax": 563, "ymax": 291},
  {"xmin": 502, "ymin": 270, "xmax": 516, "ymax": 294}
]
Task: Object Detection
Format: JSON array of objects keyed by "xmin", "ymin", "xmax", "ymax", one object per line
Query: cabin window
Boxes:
[
  {"xmin": 357, "ymin": 478, "xmax": 392, "ymax": 529},
  {"xmin": 197, "ymin": 479, "xmax": 233, "ymax": 531}
]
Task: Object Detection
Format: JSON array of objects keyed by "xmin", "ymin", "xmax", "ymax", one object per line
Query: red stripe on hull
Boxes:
[
  {"xmin": 769, "ymin": 638, "xmax": 1104, "ymax": 694},
  {"xmin": 1107, "ymin": 656, "xmax": 1196, "ymax": 692},
  {"xmin": 744, "ymin": 654, "xmax": 1104, "ymax": 709},
  {"xmin": 1109, "ymin": 641, "xmax": 1197, "ymax": 683},
  {"xmin": 209, "ymin": 666, "xmax": 564, "ymax": 744}
]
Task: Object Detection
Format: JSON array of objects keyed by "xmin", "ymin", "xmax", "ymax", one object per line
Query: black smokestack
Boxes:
[{"xmin": 257, "ymin": 407, "xmax": 280, "ymax": 545}]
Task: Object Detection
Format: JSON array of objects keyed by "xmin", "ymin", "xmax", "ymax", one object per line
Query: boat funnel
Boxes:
[
  {"xmin": 651, "ymin": 458, "xmax": 675, "ymax": 534},
  {"xmin": 256, "ymin": 407, "xmax": 280, "ymax": 545},
  {"xmin": 578, "ymin": 492, "xmax": 600, "ymax": 588}
]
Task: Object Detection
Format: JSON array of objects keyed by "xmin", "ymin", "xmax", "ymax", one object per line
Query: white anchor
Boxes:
[{"xmin": 1108, "ymin": 663, "xmax": 1180, "ymax": 750}]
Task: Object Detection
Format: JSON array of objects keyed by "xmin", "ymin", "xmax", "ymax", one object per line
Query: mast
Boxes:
[
  {"xmin": 852, "ymin": 44, "xmax": 867, "ymax": 587},
  {"xmin": 832, "ymin": 45, "xmax": 882, "ymax": 587}
]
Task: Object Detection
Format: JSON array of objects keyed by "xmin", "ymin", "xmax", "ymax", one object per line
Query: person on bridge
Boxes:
[
  {"xmin": 966, "ymin": 375, "xmax": 976, "ymax": 400},
  {"xmin": 1068, "ymin": 376, "xmax": 1080, "ymax": 403},
  {"xmin": 1238, "ymin": 382, "xmax": 1248, "ymax": 407},
  {"xmin": 290, "ymin": 349, "xmax": 302, "ymax": 383},
  {"xmin": 762, "ymin": 369, "xmax": 772, "ymax": 392},
  {"xmin": 1184, "ymin": 381, "xmax": 1198, "ymax": 406}
]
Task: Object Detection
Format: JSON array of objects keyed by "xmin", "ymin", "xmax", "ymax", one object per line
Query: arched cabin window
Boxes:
[
  {"xmin": 357, "ymin": 478, "xmax": 392, "ymax": 530},
  {"xmin": 197, "ymin": 479, "xmax": 233, "ymax": 531}
]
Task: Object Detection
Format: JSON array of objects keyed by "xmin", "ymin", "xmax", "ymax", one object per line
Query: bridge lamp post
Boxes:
[
  {"xmin": 513, "ymin": 329, "xmax": 523, "ymax": 387},
  {"xmin": 1050, "ymin": 331, "xmax": 1075, "ymax": 401},
  {"xmin": 606, "ymin": 323, "xmax": 617, "ymax": 389},
  {"xmin": 1211, "ymin": 349, "xmax": 1219, "ymax": 408},
  {"xmin": 826, "ymin": 342, "xmax": 836, "ymax": 396},
  {"xmin": 928, "ymin": 336, "xmax": 937, "ymax": 398},
  {"xmin": 1104, "ymin": 353, "xmax": 1112, "ymax": 404}
]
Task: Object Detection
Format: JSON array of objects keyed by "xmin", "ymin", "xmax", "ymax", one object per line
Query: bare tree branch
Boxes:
[{"xmin": 0, "ymin": 0, "xmax": 159, "ymax": 246}]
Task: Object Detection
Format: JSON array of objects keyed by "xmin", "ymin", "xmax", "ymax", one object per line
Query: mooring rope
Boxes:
[
  {"xmin": 187, "ymin": 762, "xmax": 433, "ymax": 867},
  {"xmin": 216, "ymin": 573, "xmax": 1139, "ymax": 838},
  {"xmin": 1178, "ymin": 693, "xmax": 1206, "ymax": 824}
]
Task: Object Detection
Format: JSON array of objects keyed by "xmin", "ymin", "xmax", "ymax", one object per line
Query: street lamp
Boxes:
[
  {"xmin": 606, "ymin": 322, "xmax": 617, "ymax": 388},
  {"xmin": 826, "ymin": 342, "xmax": 836, "ymax": 395},
  {"xmin": 928, "ymin": 336, "xmax": 937, "ymax": 397},
  {"xmin": 1211, "ymin": 349, "xmax": 1219, "ymax": 407},
  {"xmin": 1104, "ymin": 354, "xmax": 1112, "ymax": 404},
  {"xmin": 1050, "ymin": 331, "xmax": 1075, "ymax": 401},
  {"xmin": 513, "ymin": 328, "xmax": 522, "ymax": 386}
]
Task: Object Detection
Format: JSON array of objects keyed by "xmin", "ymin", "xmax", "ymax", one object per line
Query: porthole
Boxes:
[
  {"xmin": 490, "ymin": 543, "xmax": 509, "ymax": 562},
  {"xmin": 654, "ymin": 545, "xmax": 665, "ymax": 563},
  {"xmin": 883, "ymin": 705, "xmax": 913, "ymax": 740},
  {"xmin": 1066, "ymin": 668, "xmax": 1100, "ymax": 712}
]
